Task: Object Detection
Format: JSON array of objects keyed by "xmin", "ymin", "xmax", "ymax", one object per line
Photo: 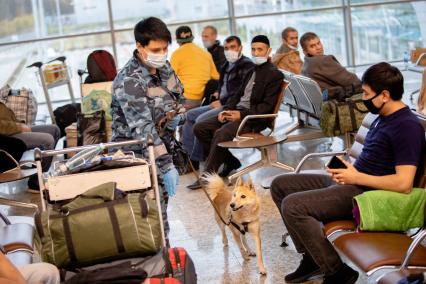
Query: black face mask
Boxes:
[{"xmin": 363, "ymin": 93, "xmax": 385, "ymax": 114}]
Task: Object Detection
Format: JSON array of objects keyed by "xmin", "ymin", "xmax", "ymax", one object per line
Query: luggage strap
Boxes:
[{"xmin": 201, "ymin": 186, "xmax": 250, "ymax": 235}]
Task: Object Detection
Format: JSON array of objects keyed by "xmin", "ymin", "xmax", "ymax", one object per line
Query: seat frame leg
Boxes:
[{"xmin": 228, "ymin": 145, "xmax": 294, "ymax": 182}]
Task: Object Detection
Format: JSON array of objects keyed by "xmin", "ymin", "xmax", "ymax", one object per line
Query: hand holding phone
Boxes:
[{"xmin": 326, "ymin": 156, "xmax": 347, "ymax": 169}]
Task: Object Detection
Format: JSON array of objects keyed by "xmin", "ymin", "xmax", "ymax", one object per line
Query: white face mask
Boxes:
[
  {"xmin": 224, "ymin": 50, "xmax": 241, "ymax": 63},
  {"xmin": 202, "ymin": 40, "xmax": 214, "ymax": 48},
  {"xmin": 143, "ymin": 51, "xmax": 167, "ymax": 69},
  {"xmin": 252, "ymin": 56, "xmax": 267, "ymax": 65}
]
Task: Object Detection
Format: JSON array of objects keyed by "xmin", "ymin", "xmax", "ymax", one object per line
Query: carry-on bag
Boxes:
[
  {"xmin": 35, "ymin": 182, "xmax": 162, "ymax": 268},
  {"xmin": 63, "ymin": 246, "xmax": 197, "ymax": 284}
]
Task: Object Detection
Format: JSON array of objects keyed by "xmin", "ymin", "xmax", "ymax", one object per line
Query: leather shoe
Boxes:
[
  {"xmin": 322, "ymin": 263, "xmax": 358, "ymax": 284},
  {"xmin": 218, "ymin": 159, "xmax": 241, "ymax": 177},
  {"xmin": 285, "ymin": 254, "xmax": 322, "ymax": 283}
]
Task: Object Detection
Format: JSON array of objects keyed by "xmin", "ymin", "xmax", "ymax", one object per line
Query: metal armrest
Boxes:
[
  {"xmin": 0, "ymin": 198, "xmax": 38, "ymax": 210},
  {"xmin": 294, "ymin": 150, "xmax": 348, "ymax": 173},
  {"xmin": 415, "ymin": 53, "xmax": 426, "ymax": 66},
  {"xmin": 401, "ymin": 228, "xmax": 426, "ymax": 268},
  {"xmin": 235, "ymin": 113, "xmax": 278, "ymax": 140}
]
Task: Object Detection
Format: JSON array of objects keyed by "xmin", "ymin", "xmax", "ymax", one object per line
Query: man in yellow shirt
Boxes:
[{"xmin": 170, "ymin": 26, "xmax": 219, "ymax": 109}]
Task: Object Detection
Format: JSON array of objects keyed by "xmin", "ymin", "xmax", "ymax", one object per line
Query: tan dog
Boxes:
[{"xmin": 203, "ymin": 174, "xmax": 266, "ymax": 275}]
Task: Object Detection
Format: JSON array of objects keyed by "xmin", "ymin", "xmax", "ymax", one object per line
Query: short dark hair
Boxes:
[
  {"xmin": 361, "ymin": 62, "xmax": 404, "ymax": 100},
  {"xmin": 224, "ymin": 35, "xmax": 241, "ymax": 46},
  {"xmin": 281, "ymin": 27, "xmax": 297, "ymax": 40},
  {"xmin": 300, "ymin": 32, "xmax": 319, "ymax": 50},
  {"xmin": 134, "ymin": 17, "xmax": 171, "ymax": 47}
]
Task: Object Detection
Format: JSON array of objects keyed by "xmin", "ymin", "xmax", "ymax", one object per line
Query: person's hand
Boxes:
[
  {"xmin": 20, "ymin": 123, "xmax": 31, "ymax": 132},
  {"xmin": 163, "ymin": 167, "xmax": 179, "ymax": 197},
  {"xmin": 209, "ymin": 100, "xmax": 222, "ymax": 109},
  {"xmin": 224, "ymin": 110, "xmax": 241, "ymax": 122},
  {"xmin": 218, "ymin": 111, "xmax": 227, "ymax": 123},
  {"xmin": 165, "ymin": 113, "xmax": 185, "ymax": 131},
  {"xmin": 327, "ymin": 158, "xmax": 359, "ymax": 185}
]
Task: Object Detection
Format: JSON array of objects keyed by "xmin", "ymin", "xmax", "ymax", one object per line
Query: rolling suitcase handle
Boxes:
[{"xmin": 146, "ymin": 135, "xmax": 167, "ymax": 249}]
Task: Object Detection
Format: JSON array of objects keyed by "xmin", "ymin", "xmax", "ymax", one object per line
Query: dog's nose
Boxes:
[{"xmin": 230, "ymin": 203, "xmax": 235, "ymax": 208}]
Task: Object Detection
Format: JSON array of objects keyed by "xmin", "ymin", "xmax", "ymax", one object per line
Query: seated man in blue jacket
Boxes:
[
  {"xmin": 271, "ymin": 62, "xmax": 425, "ymax": 284},
  {"xmin": 182, "ymin": 36, "xmax": 254, "ymax": 187},
  {"xmin": 191, "ymin": 35, "xmax": 284, "ymax": 189}
]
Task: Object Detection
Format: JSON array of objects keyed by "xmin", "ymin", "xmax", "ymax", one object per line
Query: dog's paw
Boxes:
[
  {"xmin": 241, "ymin": 252, "xmax": 251, "ymax": 261},
  {"xmin": 259, "ymin": 269, "xmax": 267, "ymax": 276},
  {"xmin": 248, "ymin": 251, "xmax": 256, "ymax": 257}
]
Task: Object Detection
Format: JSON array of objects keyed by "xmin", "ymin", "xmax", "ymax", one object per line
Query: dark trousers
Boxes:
[
  {"xmin": 193, "ymin": 114, "xmax": 252, "ymax": 173},
  {"xmin": 270, "ymin": 173, "xmax": 367, "ymax": 275}
]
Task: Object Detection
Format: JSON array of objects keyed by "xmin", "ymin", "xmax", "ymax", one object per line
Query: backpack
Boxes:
[
  {"xmin": 85, "ymin": 50, "xmax": 117, "ymax": 83},
  {"xmin": 53, "ymin": 103, "xmax": 81, "ymax": 137},
  {"xmin": 0, "ymin": 84, "xmax": 38, "ymax": 125}
]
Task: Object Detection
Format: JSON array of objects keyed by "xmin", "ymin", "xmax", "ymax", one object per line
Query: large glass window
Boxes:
[
  {"xmin": 112, "ymin": 0, "xmax": 229, "ymax": 30},
  {"xmin": 234, "ymin": 0, "xmax": 341, "ymax": 16},
  {"xmin": 0, "ymin": 0, "xmax": 110, "ymax": 44},
  {"xmin": 351, "ymin": 2, "xmax": 424, "ymax": 64},
  {"xmin": 236, "ymin": 10, "xmax": 347, "ymax": 65},
  {"xmin": 115, "ymin": 20, "xmax": 231, "ymax": 67}
]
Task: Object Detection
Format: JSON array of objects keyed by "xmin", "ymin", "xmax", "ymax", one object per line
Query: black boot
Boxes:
[
  {"xmin": 218, "ymin": 157, "xmax": 241, "ymax": 177},
  {"xmin": 322, "ymin": 263, "xmax": 359, "ymax": 284},
  {"xmin": 284, "ymin": 253, "xmax": 322, "ymax": 283}
]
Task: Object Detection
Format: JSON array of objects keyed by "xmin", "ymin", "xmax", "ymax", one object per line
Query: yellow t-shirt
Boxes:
[{"xmin": 170, "ymin": 43, "xmax": 219, "ymax": 101}]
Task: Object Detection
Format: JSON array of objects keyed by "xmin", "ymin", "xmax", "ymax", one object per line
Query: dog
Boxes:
[{"xmin": 203, "ymin": 173, "xmax": 266, "ymax": 275}]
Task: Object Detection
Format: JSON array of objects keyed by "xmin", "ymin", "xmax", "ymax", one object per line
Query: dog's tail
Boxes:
[{"xmin": 202, "ymin": 173, "xmax": 225, "ymax": 200}]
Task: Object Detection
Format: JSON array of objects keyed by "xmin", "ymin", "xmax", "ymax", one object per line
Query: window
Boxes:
[
  {"xmin": 111, "ymin": 0, "xmax": 229, "ymax": 29},
  {"xmin": 351, "ymin": 2, "xmax": 424, "ymax": 64},
  {"xmin": 236, "ymin": 9, "xmax": 347, "ymax": 65},
  {"xmin": 234, "ymin": 0, "xmax": 341, "ymax": 16}
]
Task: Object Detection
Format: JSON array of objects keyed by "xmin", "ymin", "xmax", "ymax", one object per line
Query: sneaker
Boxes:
[
  {"xmin": 285, "ymin": 253, "xmax": 322, "ymax": 283},
  {"xmin": 322, "ymin": 263, "xmax": 359, "ymax": 284}
]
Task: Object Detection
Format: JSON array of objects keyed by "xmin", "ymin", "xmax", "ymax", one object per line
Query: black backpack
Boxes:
[
  {"xmin": 85, "ymin": 50, "xmax": 117, "ymax": 83},
  {"xmin": 53, "ymin": 103, "xmax": 81, "ymax": 137},
  {"xmin": 0, "ymin": 135, "xmax": 27, "ymax": 173}
]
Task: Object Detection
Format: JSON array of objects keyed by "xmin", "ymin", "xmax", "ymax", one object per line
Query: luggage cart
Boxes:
[
  {"xmin": 33, "ymin": 135, "xmax": 166, "ymax": 248},
  {"xmin": 27, "ymin": 56, "xmax": 76, "ymax": 124}
]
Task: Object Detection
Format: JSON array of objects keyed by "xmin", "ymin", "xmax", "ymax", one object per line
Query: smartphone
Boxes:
[{"xmin": 326, "ymin": 156, "xmax": 347, "ymax": 169}]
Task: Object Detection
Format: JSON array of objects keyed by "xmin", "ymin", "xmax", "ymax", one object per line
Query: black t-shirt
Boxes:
[{"xmin": 354, "ymin": 107, "xmax": 425, "ymax": 176}]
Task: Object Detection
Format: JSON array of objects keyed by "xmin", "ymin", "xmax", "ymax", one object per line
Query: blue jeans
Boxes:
[{"xmin": 183, "ymin": 106, "xmax": 223, "ymax": 161}]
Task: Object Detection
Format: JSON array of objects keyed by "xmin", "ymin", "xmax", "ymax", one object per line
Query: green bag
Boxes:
[
  {"xmin": 320, "ymin": 94, "xmax": 369, "ymax": 137},
  {"xmin": 35, "ymin": 182, "xmax": 162, "ymax": 268}
]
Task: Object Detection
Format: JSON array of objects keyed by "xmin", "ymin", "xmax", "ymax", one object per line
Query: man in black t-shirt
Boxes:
[{"xmin": 271, "ymin": 62, "xmax": 425, "ymax": 284}]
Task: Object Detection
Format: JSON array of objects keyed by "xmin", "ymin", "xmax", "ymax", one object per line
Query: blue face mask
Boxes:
[{"xmin": 252, "ymin": 56, "xmax": 267, "ymax": 65}]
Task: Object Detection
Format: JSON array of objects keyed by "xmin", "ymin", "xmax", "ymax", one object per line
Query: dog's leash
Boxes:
[{"xmin": 200, "ymin": 186, "xmax": 249, "ymax": 235}]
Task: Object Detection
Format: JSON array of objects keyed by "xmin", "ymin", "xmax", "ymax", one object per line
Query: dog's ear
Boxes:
[
  {"xmin": 236, "ymin": 177, "xmax": 244, "ymax": 187},
  {"xmin": 246, "ymin": 177, "xmax": 255, "ymax": 191}
]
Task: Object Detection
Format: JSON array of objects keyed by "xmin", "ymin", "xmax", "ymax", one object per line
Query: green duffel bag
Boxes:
[
  {"xmin": 320, "ymin": 94, "xmax": 369, "ymax": 137},
  {"xmin": 35, "ymin": 182, "xmax": 162, "ymax": 268}
]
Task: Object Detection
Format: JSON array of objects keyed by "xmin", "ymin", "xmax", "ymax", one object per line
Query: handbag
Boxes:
[
  {"xmin": 320, "ymin": 94, "xmax": 369, "ymax": 137},
  {"xmin": 0, "ymin": 85, "xmax": 38, "ymax": 125},
  {"xmin": 35, "ymin": 182, "xmax": 162, "ymax": 268},
  {"xmin": 77, "ymin": 110, "xmax": 107, "ymax": 146}
]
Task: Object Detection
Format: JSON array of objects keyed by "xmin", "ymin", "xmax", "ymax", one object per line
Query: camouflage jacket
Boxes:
[{"xmin": 111, "ymin": 50, "xmax": 184, "ymax": 175}]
